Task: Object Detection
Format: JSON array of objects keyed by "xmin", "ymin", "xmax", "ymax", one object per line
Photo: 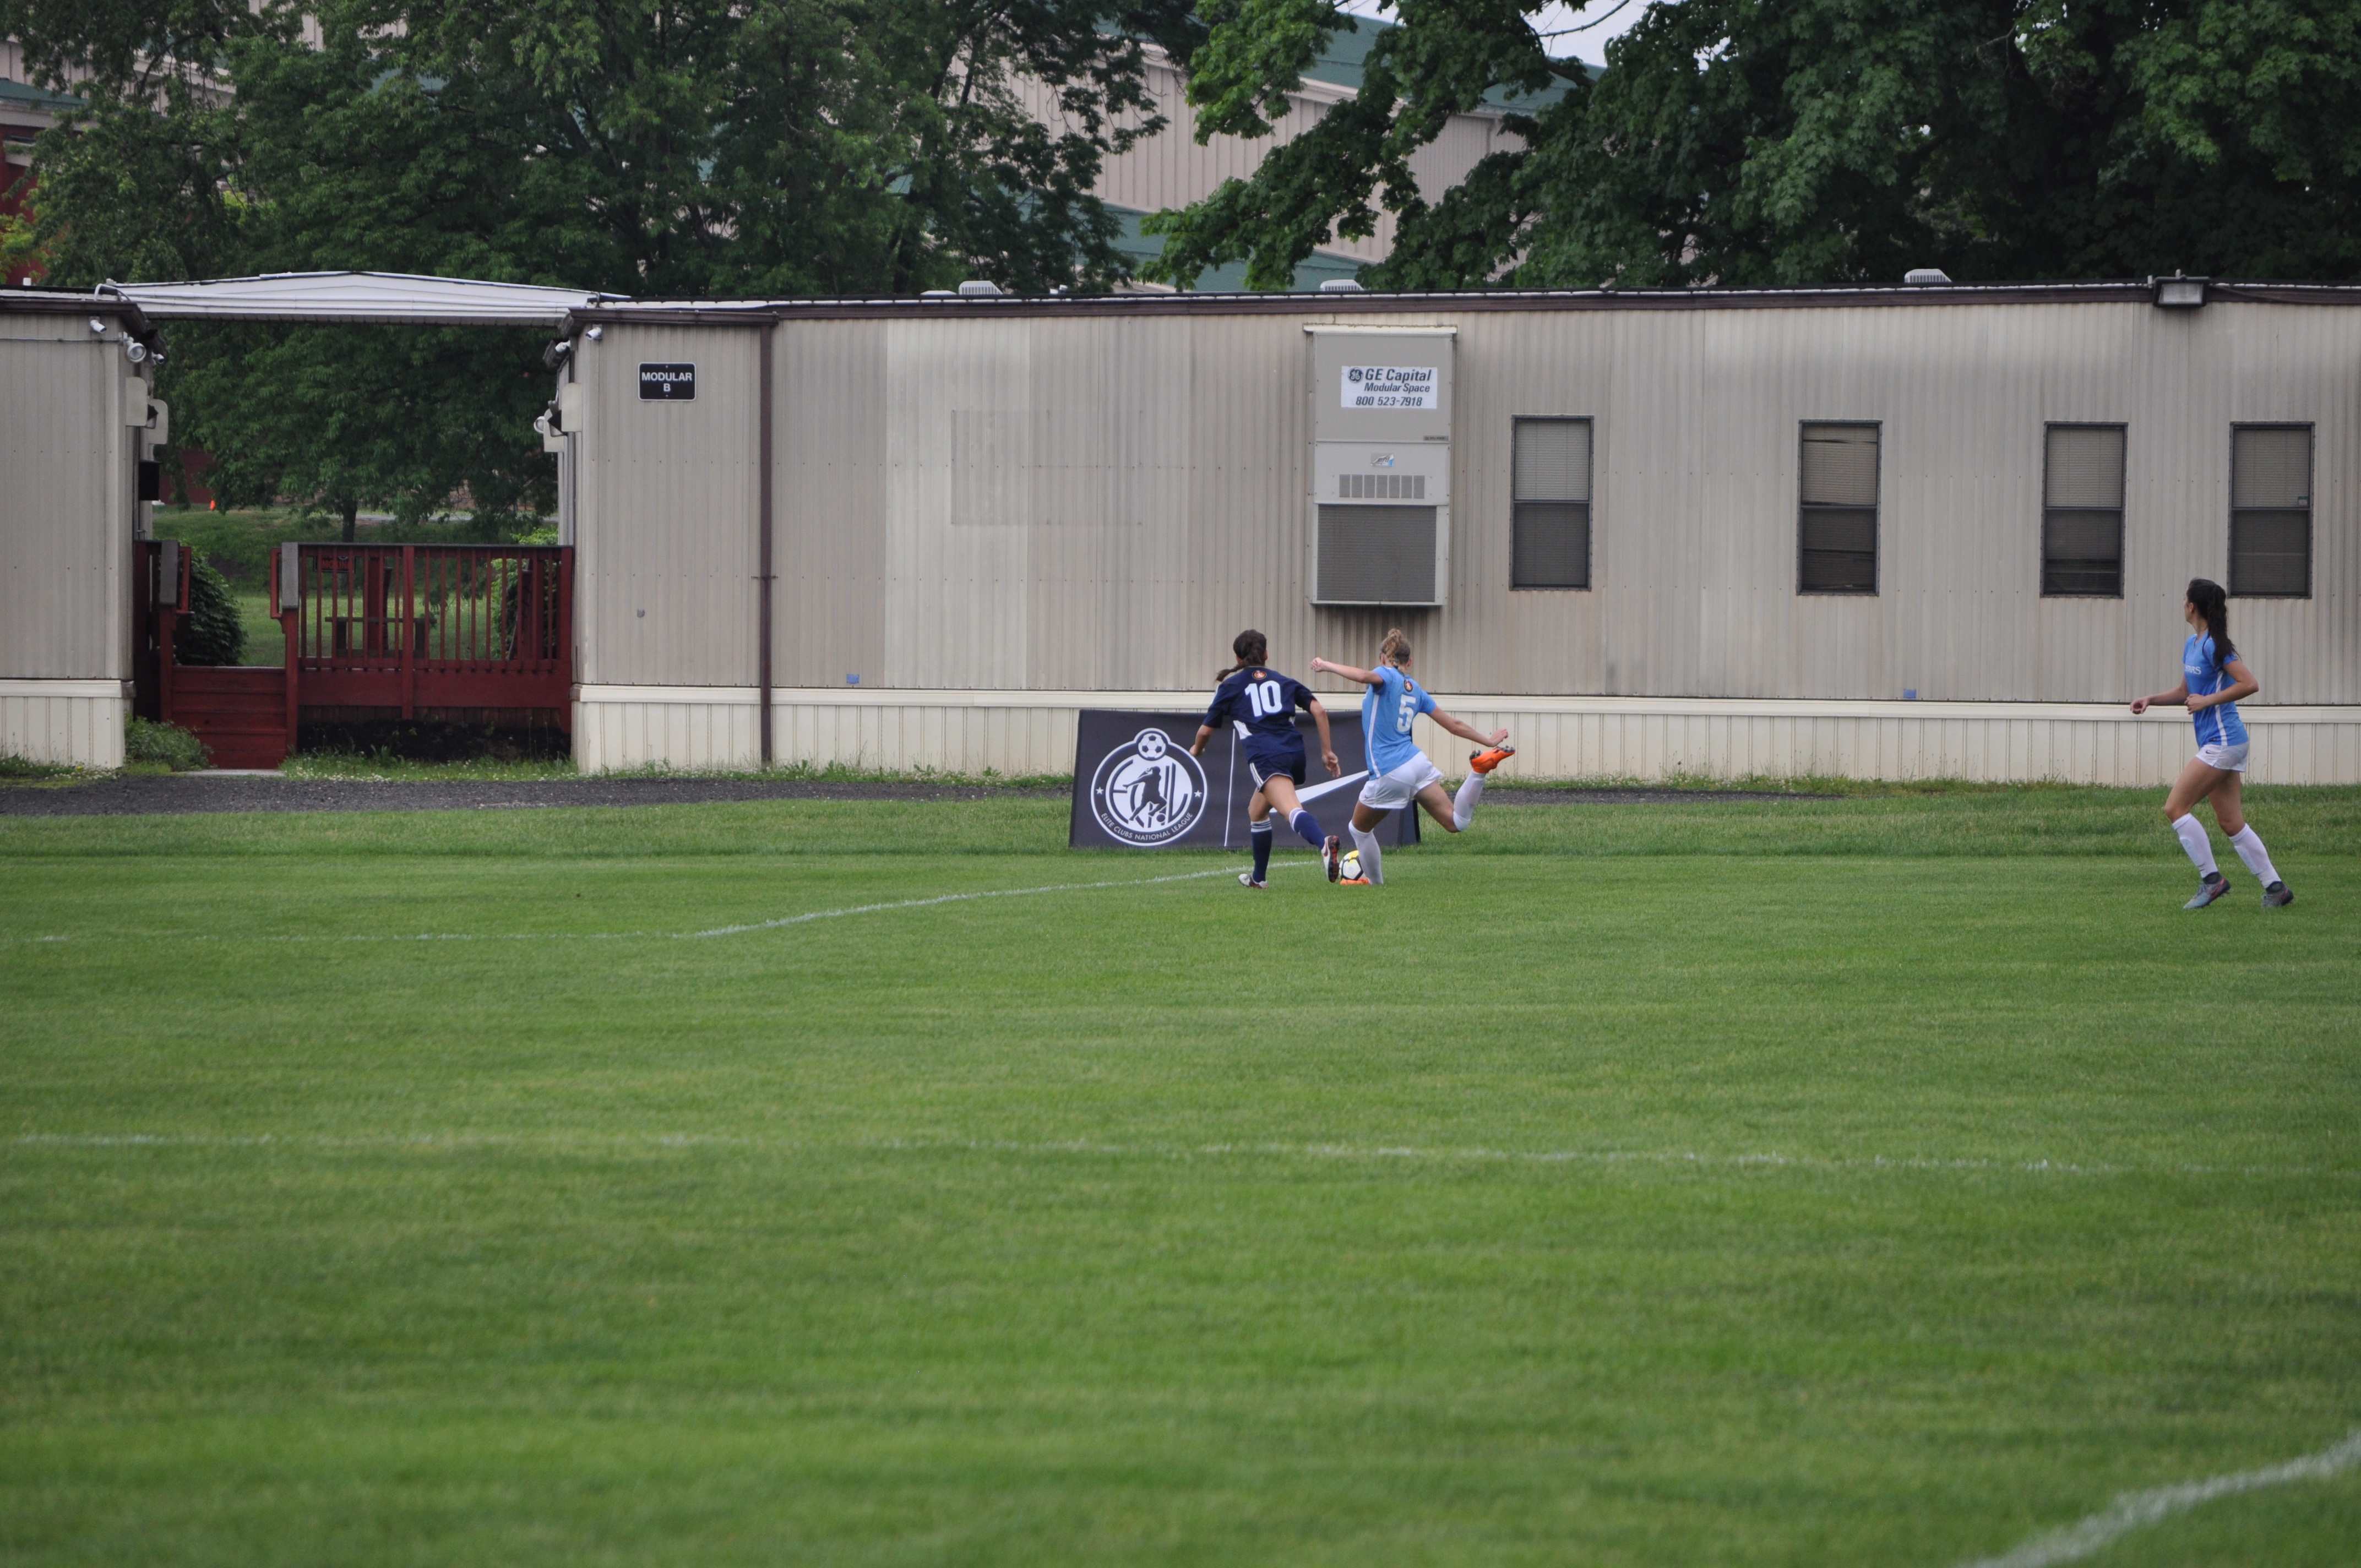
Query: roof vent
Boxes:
[
  {"xmin": 1319, "ymin": 279, "xmax": 1366, "ymax": 293},
  {"xmin": 956, "ymin": 280, "xmax": 1004, "ymax": 297},
  {"xmin": 2151, "ymin": 274, "xmax": 2208, "ymax": 309},
  {"xmin": 921, "ymin": 289, "xmax": 956, "ymax": 298},
  {"xmin": 1903, "ymin": 268, "xmax": 1951, "ymax": 285}
]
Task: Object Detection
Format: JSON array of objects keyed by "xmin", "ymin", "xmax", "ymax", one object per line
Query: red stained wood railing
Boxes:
[{"xmin": 291, "ymin": 544, "xmax": 572, "ymax": 715}]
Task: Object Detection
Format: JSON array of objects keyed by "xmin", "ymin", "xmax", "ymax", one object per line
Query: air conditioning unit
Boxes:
[{"xmin": 1307, "ymin": 325, "xmax": 1455, "ymax": 606}]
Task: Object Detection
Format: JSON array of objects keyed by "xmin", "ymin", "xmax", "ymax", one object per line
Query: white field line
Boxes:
[
  {"xmin": 4, "ymin": 1132, "xmax": 2347, "ymax": 1183},
  {"xmin": 2, "ymin": 864, "xmax": 1262, "ymax": 946},
  {"xmin": 1959, "ymin": 1428, "xmax": 2361, "ymax": 1568}
]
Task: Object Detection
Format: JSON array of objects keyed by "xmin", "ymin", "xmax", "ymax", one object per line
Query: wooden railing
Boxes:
[{"xmin": 270, "ymin": 543, "xmax": 572, "ymax": 718}]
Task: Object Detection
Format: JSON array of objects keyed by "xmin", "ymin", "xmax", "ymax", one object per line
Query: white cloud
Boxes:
[{"xmin": 1335, "ymin": 1, "xmax": 1653, "ymax": 67}]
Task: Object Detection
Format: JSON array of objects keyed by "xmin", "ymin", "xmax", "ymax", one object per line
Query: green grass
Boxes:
[{"xmin": 3, "ymin": 790, "xmax": 2357, "ymax": 1566}]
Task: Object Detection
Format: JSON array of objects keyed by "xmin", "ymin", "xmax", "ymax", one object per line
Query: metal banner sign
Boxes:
[
  {"xmin": 638, "ymin": 363, "xmax": 696, "ymax": 401},
  {"xmin": 1340, "ymin": 364, "xmax": 1438, "ymax": 410},
  {"xmin": 1069, "ymin": 709, "xmax": 1416, "ymax": 851}
]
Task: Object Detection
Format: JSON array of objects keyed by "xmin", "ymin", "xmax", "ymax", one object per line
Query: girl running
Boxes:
[
  {"xmin": 1191, "ymin": 630, "xmax": 1340, "ymax": 890},
  {"xmin": 2130, "ymin": 578, "xmax": 2293, "ymax": 909},
  {"xmin": 1309, "ymin": 628, "xmax": 1514, "ymax": 885}
]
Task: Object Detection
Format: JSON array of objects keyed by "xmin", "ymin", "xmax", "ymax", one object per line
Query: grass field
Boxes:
[{"xmin": 4, "ymin": 787, "xmax": 2358, "ymax": 1566}]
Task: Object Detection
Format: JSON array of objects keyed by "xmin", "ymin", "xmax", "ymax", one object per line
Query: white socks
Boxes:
[
  {"xmin": 1452, "ymin": 771, "xmax": 1486, "ymax": 831},
  {"xmin": 2229, "ymin": 826, "xmax": 2282, "ymax": 887},
  {"xmin": 1349, "ymin": 824, "xmax": 1383, "ymax": 884},
  {"xmin": 2171, "ymin": 815, "xmax": 2219, "ymax": 878}
]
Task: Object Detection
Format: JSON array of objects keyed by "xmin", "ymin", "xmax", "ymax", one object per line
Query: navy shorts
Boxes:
[{"xmin": 1244, "ymin": 741, "xmax": 1307, "ymax": 790}]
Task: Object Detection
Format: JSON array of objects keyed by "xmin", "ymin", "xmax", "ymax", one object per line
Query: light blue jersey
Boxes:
[
  {"xmin": 1361, "ymin": 664, "xmax": 1438, "ymax": 775},
  {"xmin": 2184, "ymin": 633, "xmax": 2249, "ymax": 748}
]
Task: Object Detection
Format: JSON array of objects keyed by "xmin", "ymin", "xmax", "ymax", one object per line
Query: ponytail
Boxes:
[
  {"xmin": 1220, "ymin": 628, "xmax": 1269, "ymax": 682},
  {"xmin": 1379, "ymin": 627, "xmax": 1412, "ymax": 667},
  {"xmin": 2186, "ymin": 578, "xmax": 2234, "ymax": 668}
]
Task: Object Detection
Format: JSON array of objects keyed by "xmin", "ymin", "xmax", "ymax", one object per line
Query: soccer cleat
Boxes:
[
  {"xmin": 1323, "ymin": 835, "xmax": 1343, "ymax": 882},
  {"xmin": 1337, "ymin": 875, "xmax": 1373, "ymax": 885},
  {"xmin": 1468, "ymin": 746, "xmax": 1516, "ymax": 775},
  {"xmin": 1238, "ymin": 872, "xmax": 1266, "ymax": 889},
  {"xmin": 2262, "ymin": 880, "xmax": 2294, "ymax": 908},
  {"xmin": 2184, "ymin": 872, "xmax": 2231, "ymax": 910}
]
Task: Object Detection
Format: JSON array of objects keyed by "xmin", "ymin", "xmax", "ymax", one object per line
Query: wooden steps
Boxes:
[{"xmin": 170, "ymin": 666, "xmax": 289, "ymax": 769}]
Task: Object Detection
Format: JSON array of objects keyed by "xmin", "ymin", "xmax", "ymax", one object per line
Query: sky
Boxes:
[{"xmin": 1336, "ymin": 0, "xmax": 1651, "ymax": 68}]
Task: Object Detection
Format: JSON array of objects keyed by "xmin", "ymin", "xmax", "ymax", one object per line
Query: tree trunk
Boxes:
[{"xmin": 341, "ymin": 498, "xmax": 358, "ymax": 543}]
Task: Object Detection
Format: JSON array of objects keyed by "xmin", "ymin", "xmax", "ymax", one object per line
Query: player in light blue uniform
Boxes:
[
  {"xmin": 1309, "ymin": 627, "xmax": 1514, "ymax": 885},
  {"xmin": 2131, "ymin": 578, "xmax": 2292, "ymax": 908}
]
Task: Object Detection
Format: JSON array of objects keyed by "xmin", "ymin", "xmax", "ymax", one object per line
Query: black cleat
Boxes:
[
  {"xmin": 2262, "ymin": 880, "xmax": 2294, "ymax": 908},
  {"xmin": 1323, "ymin": 835, "xmax": 1342, "ymax": 883}
]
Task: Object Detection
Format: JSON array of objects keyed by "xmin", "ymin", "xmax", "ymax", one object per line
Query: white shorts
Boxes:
[
  {"xmin": 2196, "ymin": 742, "xmax": 2250, "ymax": 773},
  {"xmin": 1357, "ymin": 754, "xmax": 1444, "ymax": 811}
]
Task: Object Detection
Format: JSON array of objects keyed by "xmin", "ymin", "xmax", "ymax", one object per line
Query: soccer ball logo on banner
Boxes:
[{"xmin": 1088, "ymin": 727, "xmax": 1207, "ymax": 846}]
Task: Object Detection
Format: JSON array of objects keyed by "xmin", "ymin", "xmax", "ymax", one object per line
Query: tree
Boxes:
[
  {"xmin": 1141, "ymin": 1, "xmax": 2361, "ymax": 291},
  {"xmin": 1, "ymin": 0, "xmax": 1210, "ymax": 530}
]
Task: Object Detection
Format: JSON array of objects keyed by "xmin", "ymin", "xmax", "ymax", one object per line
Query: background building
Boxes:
[{"xmin": 554, "ymin": 279, "xmax": 2361, "ymax": 783}]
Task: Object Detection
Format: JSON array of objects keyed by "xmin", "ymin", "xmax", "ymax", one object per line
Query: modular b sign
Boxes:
[{"xmin": 638, "ymin": 363, "xmax": 695, "ymax": 400}]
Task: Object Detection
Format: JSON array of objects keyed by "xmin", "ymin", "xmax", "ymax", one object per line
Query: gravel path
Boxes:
[
  {"xmin": 0, "ymin": 775, "xmax": 1068, "ymax": 817},
  {"xmin": 0, "ymin": 775, "xmax": 1825, "ymax": 818}
]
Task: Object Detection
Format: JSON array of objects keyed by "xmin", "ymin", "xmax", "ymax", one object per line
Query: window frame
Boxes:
[
  {"xmin": 1509, "ymin": 415, "xmax": 1594, "ymax": 592},
  {"xmin": 1796, "ymin": 420, "xmax": 1881, "ymax": 596},
  {"xmin": 2039, "ymin": 421, "xmax": 2128, "ymax": 599},
  {"xmin": 2228, "ymin": 421, "xmax": 2314, "ymax": 600}
]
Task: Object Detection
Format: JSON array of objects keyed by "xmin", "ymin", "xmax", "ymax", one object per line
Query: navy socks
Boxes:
[
  {"xmin": 1250, "ymin": 823, "xmax": 1274, "ymax": 883},
  {"xmin": 1288, "ymin": 808, "xmax": 1324, "ymax": 849}
]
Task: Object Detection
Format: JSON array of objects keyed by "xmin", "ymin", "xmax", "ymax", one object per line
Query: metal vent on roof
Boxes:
[
  {"xmin": 1319, "ymin": 279, "xmax": 1366, "ymax": 293},
  {"xmin": 1904, "ymin": 268, "xmax": 1952, "ymax": 285},
  {"xmin": 956, "ymin": 280, "xmax": 1004, "ymax": 297}
]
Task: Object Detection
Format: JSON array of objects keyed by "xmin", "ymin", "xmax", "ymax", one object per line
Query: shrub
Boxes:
[
  {"xmin": 175, "ymin": 558, "xmax": 245, "ymax": 666},
  {"xmin": 125, "ymin": 716, "xmax": 211, "ymax": 771}
]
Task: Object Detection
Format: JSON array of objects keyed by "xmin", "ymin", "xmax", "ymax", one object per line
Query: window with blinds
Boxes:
[
  {"xmin": 2231, "ymin": 425, "xmax": 2313, "ymax": 597},
  {"xmin": 2042, "ymin": 424, "xmax": 2126, "ymax": 596},
  {"xmin": 1798, "ymin": 423, "xmax": 1879, "ymax": 593},
  {"xmin": 1511, "ymin": 417, "xmax": 1591, "ymax": 589}
]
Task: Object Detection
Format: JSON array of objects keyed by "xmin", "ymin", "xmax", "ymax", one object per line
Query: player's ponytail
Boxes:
[
  {"xmin": 1379, "ymin": 627, "xmax": 1412, "ymax": 667},
  {"xmin": 2186, "ymin": 578, "xmax": 2234, "ymax": 668},
  {"xmin": 1219, "ymin": 628, "xmax": 1269, "ymax": 682}
]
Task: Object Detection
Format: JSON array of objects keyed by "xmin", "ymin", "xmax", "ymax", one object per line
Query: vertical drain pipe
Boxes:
[{"xmin": 757, "ymin": 317, "xmax": 775, "ymax": 767}]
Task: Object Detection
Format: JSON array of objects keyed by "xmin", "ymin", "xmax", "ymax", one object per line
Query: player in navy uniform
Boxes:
[{"xmin": 1190, "ymin": 630, "xmax": 1341, "ymax": 889}]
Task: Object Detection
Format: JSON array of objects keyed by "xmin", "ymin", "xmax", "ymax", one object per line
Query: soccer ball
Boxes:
[{"xmin": 1339, "ymin": 848, "xmax": 1362, "ymax": 880}]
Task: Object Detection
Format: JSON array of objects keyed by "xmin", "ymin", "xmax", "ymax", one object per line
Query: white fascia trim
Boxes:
[
  {"xmin": 0, "ymin": 679, "xmax": 131, "ymax": 699},
  {"xmin": 576, "ymin": 685, "xmax": 2361, "ymax": 724}
]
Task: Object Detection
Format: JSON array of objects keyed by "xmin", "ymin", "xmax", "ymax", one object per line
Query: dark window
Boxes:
[
  {"xmin": 2230, "ymin": 425, "xmax": 2312, "ymax": 597},
  {"xmin": 1799, "ymin": 423, "xmax": 1878, "ymax": 594},
  {"xmin": 2042, "ymin": 424, "xmax": 2125, "ymax": 596},
  {"xmin": 1511, "ymin": 417, "xmax": 1591, "ymax": 589}
]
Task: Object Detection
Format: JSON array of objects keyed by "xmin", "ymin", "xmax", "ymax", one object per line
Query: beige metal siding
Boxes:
[
  {"xmin": 578, "ymin": 297, "xmax": 2360, "ymax": 710},
  {"xmin": 571, "ymin": 323, "xmax": 762, "ymax": 687},
  {"xmin": 0, "ymin": 322, "xmax": 132, "ymax": 682},
  {"xmin": 1014, "ymin": 57, "xmax": 1510, "ymax": 270}
]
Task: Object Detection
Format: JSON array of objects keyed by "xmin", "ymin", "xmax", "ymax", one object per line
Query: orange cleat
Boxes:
[
  {"xmin": 1468, "ymin": 746, "xmax": 1516, "ymax": 775},
  {"xmin": 1337, "ymin": 876, "xmax": 1373, "ymax": 886}
]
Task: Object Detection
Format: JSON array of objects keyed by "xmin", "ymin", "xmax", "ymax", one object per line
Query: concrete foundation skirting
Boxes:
[
  {"xmin": 572, "ymin": 686, "xmax": 2361, "ymax": 785},
  {"xmin": 0, "ymin": 679, "xmax": 128, "ymax": 769}
]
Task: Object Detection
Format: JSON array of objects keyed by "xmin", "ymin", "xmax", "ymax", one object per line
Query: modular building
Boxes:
[
  {"xmin": 0, "ymin": 291, "xmax": 159, "ymax": 767},
  {"xmin": 6, "ymin": 276, "xmax": 2359, "ymax": 782},
  {"xmin": 557, "ymin": 279, "xmax": 2361, "ymax": 783}
]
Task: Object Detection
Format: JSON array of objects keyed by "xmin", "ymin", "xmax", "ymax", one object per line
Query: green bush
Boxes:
[
  {"xmin": 125, "ymin": 716, "xmax": 211, "ymax": 771},
  {"xmin": 175, "ymin": 558, "xmax": 245, "ymax": 666}
]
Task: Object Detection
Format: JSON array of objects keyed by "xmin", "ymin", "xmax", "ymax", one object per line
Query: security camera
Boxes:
[
  {"xmin": 585, "ymin": 325, "xmax": 604, "ymax": 341},
  {"xmin": 541, "ymin": 339, "xmax": 574, "ymax": 370}
]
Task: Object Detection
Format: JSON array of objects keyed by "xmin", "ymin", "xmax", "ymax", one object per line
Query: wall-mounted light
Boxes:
[
  {"xmin": 2151, "ymin": 274, "xmax": 2208, "ymax": 309},
  {"xmin": 123, "ymin": 339, "xmax": 149, "ymax": 363}
]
